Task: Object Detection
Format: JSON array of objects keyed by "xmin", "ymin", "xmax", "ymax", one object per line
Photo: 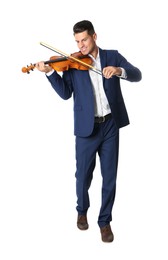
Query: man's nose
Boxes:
[{"xmin": 78, "ymin": 42, "xmax": 84, "ymax": 49}]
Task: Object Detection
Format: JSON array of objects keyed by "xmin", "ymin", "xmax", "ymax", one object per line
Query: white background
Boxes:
[{"xmin": 0, "ymin": 0, "xmax": 167, "ymax": 259}]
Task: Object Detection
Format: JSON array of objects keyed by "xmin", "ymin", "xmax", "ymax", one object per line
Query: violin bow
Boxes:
[{"xmin": 40, "ymin": 42, "xmax": 102, "ymax": 76}]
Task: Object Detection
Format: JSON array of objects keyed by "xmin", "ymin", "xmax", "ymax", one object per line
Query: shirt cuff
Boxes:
[
  {"xmin": 46, "ymin": 69, "xmax": 55, "ymax": 76},
  {"xmin": 118, "ymin": 68, "xmax": 127, "ymax": 79}
]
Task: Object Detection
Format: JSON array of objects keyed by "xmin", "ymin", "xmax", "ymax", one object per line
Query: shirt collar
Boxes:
[{"xmin": 89, "ymin": 48, "xmax": 100, "ymax": 63}]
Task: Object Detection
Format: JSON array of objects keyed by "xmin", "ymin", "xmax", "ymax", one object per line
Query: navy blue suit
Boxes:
[{"xmin": 47, "ymin": 48, "xmax": 142, "ymax": 227}]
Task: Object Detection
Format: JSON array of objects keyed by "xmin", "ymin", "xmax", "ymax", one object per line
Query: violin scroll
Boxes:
[{"xmin": 22, "ymin": 64, "xmax": 35, "ymax": 74}]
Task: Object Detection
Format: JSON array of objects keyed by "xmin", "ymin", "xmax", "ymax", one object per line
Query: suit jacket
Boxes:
[{"xmin": 47, "ymin": 48, "xmax": 142, "ymax": 137}]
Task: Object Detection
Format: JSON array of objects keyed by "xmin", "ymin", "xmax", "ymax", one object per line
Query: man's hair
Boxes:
[{"xmin": 73, "ymin": 20, "xmax": 95, "ymax": 36}]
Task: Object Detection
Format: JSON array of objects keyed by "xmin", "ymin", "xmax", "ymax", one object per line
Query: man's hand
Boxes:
[
  {"xmin": 102, "ymin": 66, "xmax": 122, "ymax": 79},
  {"xmin": 36, "ymin": 61, "xmax": 53, "ymax": 73}
]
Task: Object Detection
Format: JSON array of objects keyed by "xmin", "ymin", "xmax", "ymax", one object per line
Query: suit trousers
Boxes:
[{"xmin": 75, "ymin": 117, "xmax": 119, "ymax": 228}]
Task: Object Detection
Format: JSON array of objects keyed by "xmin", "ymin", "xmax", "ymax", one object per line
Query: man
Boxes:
[{"xmin": 36, "ymin": 20, "xmax": 142, "ymax": 243}]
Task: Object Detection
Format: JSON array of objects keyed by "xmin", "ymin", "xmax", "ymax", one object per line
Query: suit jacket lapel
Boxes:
[{"xmin": 99, "ymin": 48, "xmax": 107, "ymax": 87}]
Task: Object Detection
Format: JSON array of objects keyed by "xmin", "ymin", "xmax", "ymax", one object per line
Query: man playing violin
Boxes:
[{"xmin": 36, "ymin": 20, "xmax": 142, "ymax": 243}]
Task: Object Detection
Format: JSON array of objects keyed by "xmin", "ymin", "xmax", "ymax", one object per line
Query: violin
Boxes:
[
  {"xmin": 22, "ymin": 42, "xmax": 102, "ymax": 75},
  {"xmin": 22, "ymin": 52, "xmax": 93, "ymax": 74}
]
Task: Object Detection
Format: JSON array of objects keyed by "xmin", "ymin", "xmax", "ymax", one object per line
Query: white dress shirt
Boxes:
[{"xmin": 89, "ymin": 52, "xmax": 111, "ymax": 117}]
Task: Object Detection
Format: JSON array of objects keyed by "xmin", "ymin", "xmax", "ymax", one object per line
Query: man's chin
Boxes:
[{"xmin": 80, "ymin": 50, "xmax": 88, "ymax": 56}]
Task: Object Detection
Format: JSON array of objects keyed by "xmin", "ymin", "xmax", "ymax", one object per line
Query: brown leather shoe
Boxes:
[
  {"xmin": 100, "ymin": 224, "xmax": 114, "ymax": 242},
  {"xmin": 77, "ymin": 215, "xmax": 89, "ymax": 230}
]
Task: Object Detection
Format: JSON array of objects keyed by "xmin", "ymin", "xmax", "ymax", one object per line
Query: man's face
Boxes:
[{"xmin": 74, "ymin": 30, "xmax": 97, "ymax": 56}]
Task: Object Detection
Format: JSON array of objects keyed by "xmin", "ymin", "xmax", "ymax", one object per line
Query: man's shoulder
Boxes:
[{"xmin": 99, "ymin": 48, "xmax": 119, "ymax": 57}]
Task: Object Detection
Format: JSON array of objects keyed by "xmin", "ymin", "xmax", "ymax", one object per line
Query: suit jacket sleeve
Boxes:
[
  {"xmin": 115, "ymin": 51, "xmax": 142, "ymax": 82},
  {"xmin": 46, "ymin": 70, "xmax": 73, "ymax": 100}
]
